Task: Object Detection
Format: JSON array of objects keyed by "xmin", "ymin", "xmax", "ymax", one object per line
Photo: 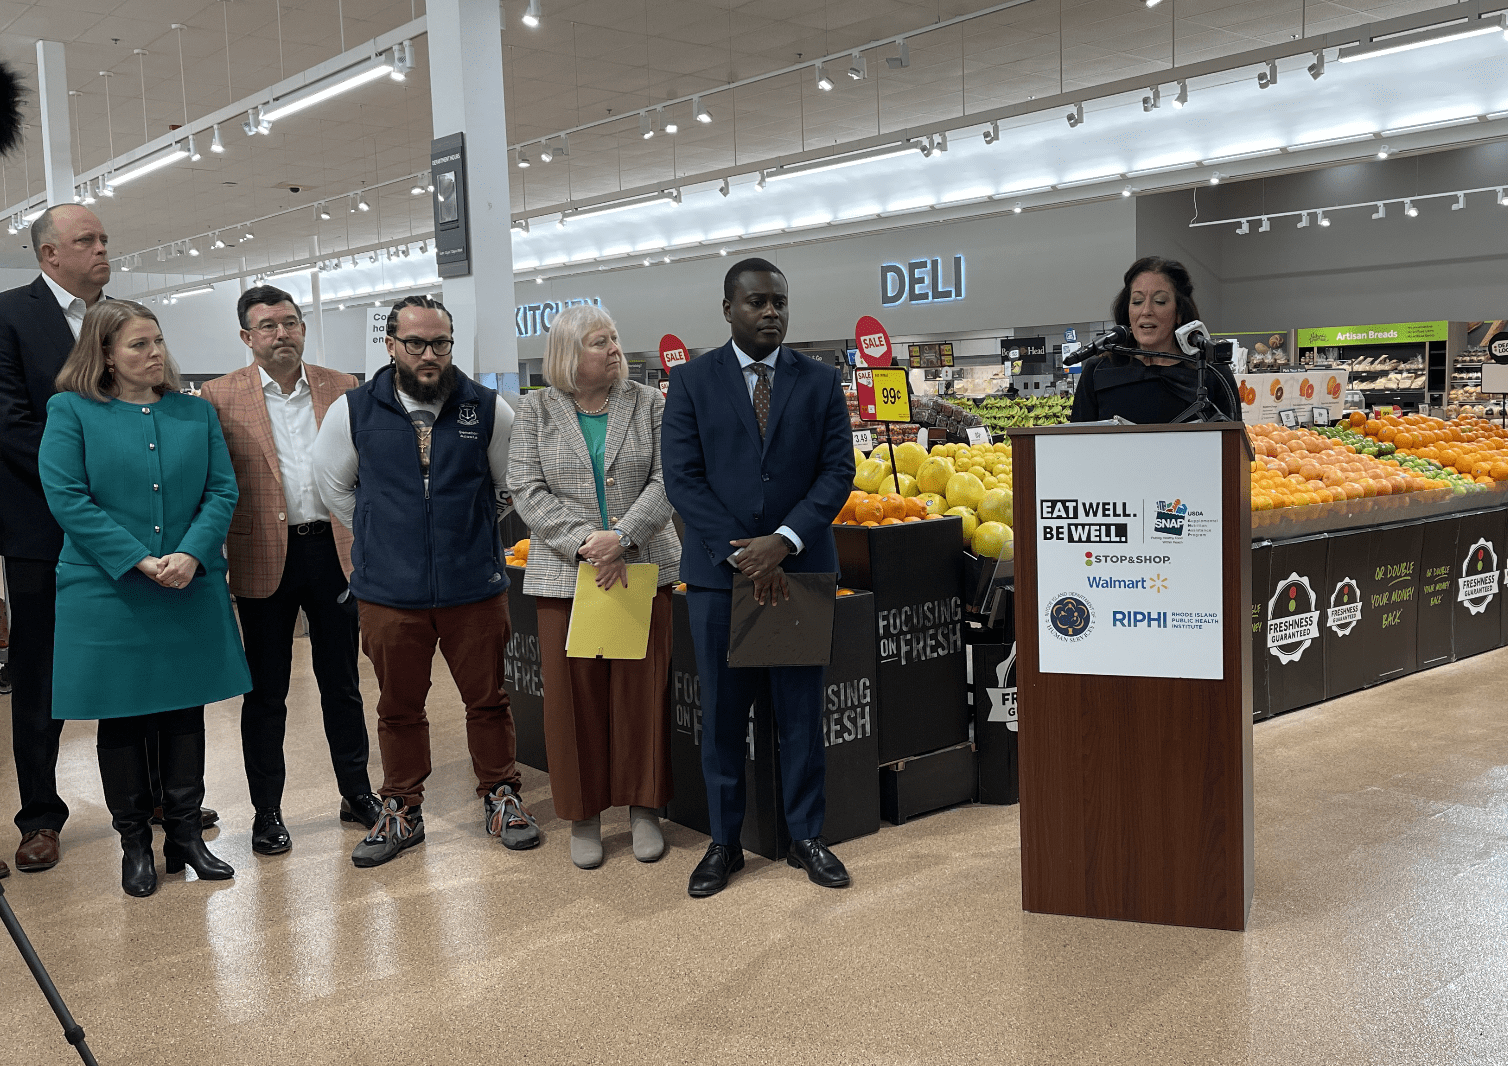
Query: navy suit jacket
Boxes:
[
  {"xmin": 0, "ymin": 275, "xmax": 80, "ymax": 560},
  {"xmin": 663, "ymin": 341, "xmax": 855, "ymax": 589}
]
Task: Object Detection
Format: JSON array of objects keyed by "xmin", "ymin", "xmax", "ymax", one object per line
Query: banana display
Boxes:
[{"xmin": 952, "ymin": 395, "xmax": 1073, "ymax": 432}]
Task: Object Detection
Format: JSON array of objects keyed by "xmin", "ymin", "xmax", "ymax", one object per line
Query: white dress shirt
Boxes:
[
  {"xmin": 730, "ymin": 339, "xmax": 804, "ymax": 556},
  {"xmin": 258, "ymin": 365, "xmax": 328, "ymax": 524},
  {"xmin": 41, "ymin": 272, "xmax": 92, "ymax": 340},
  {"xmin": 312, "ymin": 389, "xmax": 515, "ymax": 529}
]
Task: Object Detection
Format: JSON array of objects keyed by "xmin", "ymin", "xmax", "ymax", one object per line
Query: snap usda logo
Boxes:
[
  {"xmin": 1458, "ymin": 538, "xmax": 1500, "ymax": 615},
  {"xmin": 1327, "ymin": 577, "xmax": 1362, "ymax": 637},
  {"xmin": 1153, "ymin": 499, "xmax": 1189, "ymax": 538},
  {"xmin": 1267, "ymin": 572, "xmax": 1319, "ymax": 664},
  {"xmin": 1045, "ymin": 593, "xmax": 1094, "ymax": 642}
]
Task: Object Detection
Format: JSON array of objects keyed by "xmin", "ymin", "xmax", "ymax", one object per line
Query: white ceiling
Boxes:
[{"xmin": 0, "ymin": 0, "xmax": 1478, "ymax": 273}]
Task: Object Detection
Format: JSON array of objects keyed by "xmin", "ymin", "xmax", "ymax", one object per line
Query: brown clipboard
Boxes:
[{"xmin": 726, "ymin": 572, "xmax": 837, "ymax": 668}]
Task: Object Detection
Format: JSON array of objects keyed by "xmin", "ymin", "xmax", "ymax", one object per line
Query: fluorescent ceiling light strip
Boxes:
[
  {"xmin": 261, "ymin": 55, "xmax": 395, "ymax": 123},
  {"xmin": 1380, "ymin": 115, "xmax": 1481, "ymax": 136},
  {"xmin": 1486, "ymin": 110, "xmax": 1508, "ymax": 121},
  {"xmin": 173, "ymin": 286, "xmax": 216, "ymax": 298},
  {"xmin": 1287, "ymin": 133, "xmax": 1377, "ymax": 151},
  {"xmin": 1125, "ymin": 162, "xmax": 1200, "ymax": 178},
  {"xmin": 764, "ymin": 143, "xmax": 920, "ymax": 181},
  {"xmin": 565, "ymin": 192, "xmax": 675, "ymax": 220},
  {"xmin": 790, "ymin": 214, "xmax": 834, "ymax": 227},
  {"xmin": 109, "ymin": 145, "xmax": 190, "ymax": 187},
  {"xmin": 1055, "ymin": 173, "xmax": 1122, "ymax": 189},
  {"xmin": 263, "ymin": 267, "xmax": 312, "ymax": 282},
  {"xmin": 1202, "ymin": 147, "xmax": 1283, "ymax": 164},
  {"xmin": 884, "ymin": 197, "xmax": 935, "ymax": 212},
  {"xmin": 1338, "ymin": 15, "xmax": 1506, "ymax": 62},
  {"xmin": 993, "ymin": 184, "xmax": 1053, "ymax": 196}
]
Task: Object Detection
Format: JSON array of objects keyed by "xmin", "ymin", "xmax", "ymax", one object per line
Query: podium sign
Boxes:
[{"xmin": 1033, "ymin": 433, "xmax": 1225, "ymax": 679}]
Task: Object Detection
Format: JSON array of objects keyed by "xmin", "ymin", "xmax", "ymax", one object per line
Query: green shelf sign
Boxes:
[{"xmin": 1299, "ymin": 321, "xmax": 1448, "ymax": 347}]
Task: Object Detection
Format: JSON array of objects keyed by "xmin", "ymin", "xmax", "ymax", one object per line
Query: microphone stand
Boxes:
[
  {"xmin": 0, "ymin": 880, "xmax": 101, "ymax": 1064},
  {"xmin": 1102, "ymin": 343, "xmax": 1236, "ymax": 425}
]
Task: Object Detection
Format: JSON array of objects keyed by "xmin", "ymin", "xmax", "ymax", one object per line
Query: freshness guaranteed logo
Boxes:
[
  {"xmin": 985, "ymin": 645, "xmax": 1018, "ymax": 733},
  {"xmin": 1045, "ymin": 593, "xmax": 1094, "ymax": 642},
  {"xmin": 1267, "ymin": 573, "xmax": 1319, "ymax": 664},
  {"xmin": 1327, "ymin": 577, "xmax": 1362, "ymax": 637},
  {"xmin": 1458, "ymin": 538, "xmax": 1501, "ymax": 615}
]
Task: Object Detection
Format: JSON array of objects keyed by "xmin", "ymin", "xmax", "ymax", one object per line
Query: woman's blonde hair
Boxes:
[
  {"xmin": 55, "ymin": 300, "xmax": 181, "ymax": 403},
  {"xmin": 542, "ymin": 304, "xmax": 627, "ymax": 394}
]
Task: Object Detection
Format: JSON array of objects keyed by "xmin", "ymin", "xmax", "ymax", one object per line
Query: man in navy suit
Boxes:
[{"xmin": 663, "ymin": 258, "xmax": 856, "ymax": 897}]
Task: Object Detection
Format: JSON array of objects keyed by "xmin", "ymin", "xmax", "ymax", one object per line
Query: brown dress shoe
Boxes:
[
  {"xmin": 16, "ymin": 829, "xmax": 61, "ymax": 872},
  {"xmin": 0, "ymin": 856, "xmax": 10, "ymax": 878}
]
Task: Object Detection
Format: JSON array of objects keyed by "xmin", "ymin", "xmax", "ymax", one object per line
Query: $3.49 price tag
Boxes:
[
  {"xmin": 851, "ymin": 429, "xmax": 874, "ymax": 450},
  {"xmin": 854, "ymin": 366, "xmax": 911, "ymax": 422}
]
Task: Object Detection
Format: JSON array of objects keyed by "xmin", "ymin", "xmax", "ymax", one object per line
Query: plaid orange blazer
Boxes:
[{"xmin": 200, "ymin": 362, "xmax": 357, "ymax": 599}]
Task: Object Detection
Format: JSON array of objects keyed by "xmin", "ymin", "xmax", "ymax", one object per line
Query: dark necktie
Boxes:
[{"xmin": 753, "ymin": 363, "xmax": 772, "ymax": 438}]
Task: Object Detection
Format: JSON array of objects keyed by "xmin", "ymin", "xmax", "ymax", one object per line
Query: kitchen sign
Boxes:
[
  {"xmin": 1299, "ymin": 321, "xmax": 1448, "ymax": 347},
  {"xmin": 880, "ymin": 255, "xmax": 966, "ymax": 306}
]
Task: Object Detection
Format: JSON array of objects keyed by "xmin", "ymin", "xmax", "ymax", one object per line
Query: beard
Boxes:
[{"xmin": 395, "ymin": 360, "xmax": 459, "ymax": 405}]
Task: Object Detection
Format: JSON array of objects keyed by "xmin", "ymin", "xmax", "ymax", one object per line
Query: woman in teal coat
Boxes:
[{"xmin": 39, "ymin": 300, "xmax": 251, "ymax": 897}]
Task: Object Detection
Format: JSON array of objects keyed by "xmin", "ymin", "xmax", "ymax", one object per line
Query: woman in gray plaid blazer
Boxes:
[{"xmin": 509, "ymin": 305, "xmax": 681, "ymax": 870}]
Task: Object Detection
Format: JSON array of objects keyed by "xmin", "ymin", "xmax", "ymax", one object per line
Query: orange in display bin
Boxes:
[{"xmin": 832, "ymin": 518, "xmax": 970, "ymax": 765}]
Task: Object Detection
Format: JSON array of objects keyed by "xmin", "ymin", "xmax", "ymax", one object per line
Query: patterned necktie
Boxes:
[{"xmin": 753, "ymin": 363, "xmax": 772, "ymax": 438}]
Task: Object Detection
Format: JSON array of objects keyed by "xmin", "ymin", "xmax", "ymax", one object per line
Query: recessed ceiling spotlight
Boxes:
[
  {"xmin": 522, "ymin": 0, "xmax": 541, "ymax": 28},
  {"xmin": 816, "ymin": 63, "xmax": 834, "ymax": 92},
  {"xmin": 1258, "ymin": 60, "xmax": 1278, "ymax": 89},
  {"xmin": 1066, "ymin": 102, "xmax": 1084, "ymax": 128}
]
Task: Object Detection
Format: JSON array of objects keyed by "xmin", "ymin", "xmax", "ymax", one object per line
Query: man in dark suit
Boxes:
[
  {"xmin": 0, "ymin": 204, "xmax": 111, "ymax": 874},
  {"xmin": 663, "ymin": 257, "xmax": 856, "ymax": 898}
]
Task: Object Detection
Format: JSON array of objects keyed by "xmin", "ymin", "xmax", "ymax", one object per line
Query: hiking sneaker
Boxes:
[
  {"xmin": 484, "ymin": 784, "xmax": 541, "ymax": 850},
  {"xmin": 351, "ymin": 798, "xmax": 425, "ymax": 868}
]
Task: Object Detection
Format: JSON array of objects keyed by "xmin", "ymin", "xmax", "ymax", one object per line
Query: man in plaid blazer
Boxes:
[{"xmin": 201, "ymin": 285, "xmax": 380, "ymax": 856}]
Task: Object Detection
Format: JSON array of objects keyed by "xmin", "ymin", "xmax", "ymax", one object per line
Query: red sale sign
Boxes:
[
  {"xmin": 855, "ymin": 315, "xmax": 893, "ymax": 367},
  {"xmin": 659, "ymin": 334, "xmax": 689, "ymax": 374}
]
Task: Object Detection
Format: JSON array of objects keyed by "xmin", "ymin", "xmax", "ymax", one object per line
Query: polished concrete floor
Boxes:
[{"xmin": 1, "ymin": 638, "xmax": 1506, "ymax": 1066}]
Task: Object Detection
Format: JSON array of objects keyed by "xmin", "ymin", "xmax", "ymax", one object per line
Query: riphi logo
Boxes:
[{"xmin": 457, "ymin": 402, "xmax": 480, "ymax": 427}]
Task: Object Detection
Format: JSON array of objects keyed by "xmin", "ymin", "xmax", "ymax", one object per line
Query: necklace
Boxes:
[{"xmin": 573, "ymin": 395, "xmax": 609, "ymax": 416}]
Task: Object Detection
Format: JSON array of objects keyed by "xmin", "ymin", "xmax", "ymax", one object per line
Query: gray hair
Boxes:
[{"xmin": 542, "ymin": 304, "xmax": 626, "ymax": 394}]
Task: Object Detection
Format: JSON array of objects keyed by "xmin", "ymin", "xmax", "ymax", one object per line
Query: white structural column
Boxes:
[
  {"xmin": 426, "ymin": 0, "xmax": 517, "ymax": 382},
  {"xmin": 308, "ymin": 235, "xmax": 325, "ymax": 365},
  {"xmin": 36, "ymin": 42, "xmax": 75, "ymax": 207}
]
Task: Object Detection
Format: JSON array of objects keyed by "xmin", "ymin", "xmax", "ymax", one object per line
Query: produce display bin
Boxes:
[
  {"xmin": 503, "ymin": 564, "xmax": 549, "ymax": 772},
  {"xmin": 1451, "ymin": 508, "xmax": 1507, "ymax": 660},
  {"xmin": 1265, "ymin": 536, "xmax": 1331, "ymax": 716},
  {"xmin": 665, "ymin": 587, "xmax": 881, "ymax": 860},
  {"xmin": 879, "ymin": 742, "xmax": 977, "ymax": 825},
  {"xmin": 971, "ymin": 637, "xmax": 1018, "ymax": 806},
  {"xmin": 833, "ymin": 520, "xmax": 969, "ymax": 765},
  {"xmin": 1417, "ymin": 517, "xmax": 1458, "ymax": 669},
  {"xmin": 1250, "ymin": 542, "xmax": 1272, "ymax": 721}
]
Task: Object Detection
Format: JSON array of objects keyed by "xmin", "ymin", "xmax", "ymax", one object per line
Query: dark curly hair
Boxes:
[{"xmin": 1111, "ymin": 256, "xmax": 1200, "ymax": 330}]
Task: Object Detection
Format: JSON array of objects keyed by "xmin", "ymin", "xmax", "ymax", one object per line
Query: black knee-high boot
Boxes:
[
  {"xmin": 97, "ymin": 741, "xmax": 158, "ymax": 897},
  {"xmin": 157, "ymin": 730, "xmax": 234, "ymax": 881}
]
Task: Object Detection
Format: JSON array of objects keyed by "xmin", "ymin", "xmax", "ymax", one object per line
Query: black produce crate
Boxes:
[
  {"xmin": 1358, "ymin": 523, "xmax": 1424, "ymax": 689},
  {"xmin": 1452, "ymin": 509, "xmax": 1507, "ymax": 660},
  {"xmin": 833, "ymin": 521, "xmax": 969, "ymax": 764},
  {"xmin": 971, "ymin": 639, "xmax": 1018, "ymax": 805},
  {"xmin": 666, "ymin": 588, "xmax": 881, "ymax": 860},
  {"xmin": 879, "ymin": 742, "xmax": 977, "ymax": 825},
  {"xmin": 1250, "ymin": 542, "xmax": 1272, "ymax": 721},
  {"xmin": 1418, "ymin": 517, "xmax": 1457, "ymax": 669},
  {"xmin": 503, "ymin": 564, "xmax": 549, "ymax": 772},
  {"xmin": 1264, "ymin": 536, "xmax": 1330, "ymax": 716}
]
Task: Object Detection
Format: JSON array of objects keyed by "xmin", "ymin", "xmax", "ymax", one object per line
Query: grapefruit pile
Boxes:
[{"xmin": 844, "ymin": 439, "xmax": 1015, "ymax": 559}]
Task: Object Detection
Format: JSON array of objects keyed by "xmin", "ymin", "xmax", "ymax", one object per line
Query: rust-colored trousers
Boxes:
[
  {"xmin": 535, "ymin": 587, "xmax": 674, "ymax": 821},
  {"xmin": 357, "ymin": 592, "xmax": 520, "ymax": 806}
]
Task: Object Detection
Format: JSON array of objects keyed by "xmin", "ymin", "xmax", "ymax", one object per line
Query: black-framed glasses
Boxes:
[
  {"xmin": 395, "ymin": 335, "xmax": 454, "ymax": 356},
  {"xmin": 249, "ymin": 318, "xmax": 304, "ymax": 337}
]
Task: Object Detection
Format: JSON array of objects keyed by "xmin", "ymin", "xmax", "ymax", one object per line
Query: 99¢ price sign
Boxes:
[{"xmin": 855, "ymin": 366, "xmax": 911, "ymax": 422}]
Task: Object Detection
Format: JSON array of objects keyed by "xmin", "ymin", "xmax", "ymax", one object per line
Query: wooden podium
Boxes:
[{"xmin": 1009, "ymin": 422, "xmax": 1253, "ymax": 931}]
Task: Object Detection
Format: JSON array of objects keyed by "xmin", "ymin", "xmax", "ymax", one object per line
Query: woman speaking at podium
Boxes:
[{"xmin": 1069, "ymin": 256, "xmax": 1241, "ymax": 424}]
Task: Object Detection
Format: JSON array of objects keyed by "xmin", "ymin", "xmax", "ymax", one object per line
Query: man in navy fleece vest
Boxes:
[{"xmin": 313, "ymin": 295, "xmax": 541, "ymax": 868}]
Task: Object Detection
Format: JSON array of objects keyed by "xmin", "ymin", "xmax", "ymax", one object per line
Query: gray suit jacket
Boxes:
[{"xmin": 508, "ymin": 379, "xmax": 680, "ymax": 598}]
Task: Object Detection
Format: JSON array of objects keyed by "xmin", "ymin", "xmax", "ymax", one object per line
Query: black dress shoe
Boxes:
[
  {"xmin": 251, "ymin": 808, "xmax": 292, "ymax": 855},
  {"xmin": 688, "ymin": 843, "xmax": 745, "ymax": 898},
  {"xmin": 787, "ymin": 838, "xmax": 850, "ymax": 888},
  {"xmin": 340, "ymin": 793, "xmax": 383, "ymax": 830}
]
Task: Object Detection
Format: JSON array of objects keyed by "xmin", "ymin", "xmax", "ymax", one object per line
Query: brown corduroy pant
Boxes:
[
  {"xmin": 535, "ymin": 587, "xmax": 674, "ymax": 821},
  {"xmin": 357, "ymin": 592, "xmax": 520, "ymax": 807}
]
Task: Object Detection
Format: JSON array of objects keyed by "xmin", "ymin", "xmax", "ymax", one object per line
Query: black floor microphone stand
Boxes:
[{"xmin": 0, "ymin": 880, "xmax": 101, "ymax": 1064}]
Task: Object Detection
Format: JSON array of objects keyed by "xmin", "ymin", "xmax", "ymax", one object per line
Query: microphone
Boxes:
[
  {"xmin": 1062, "ymin": 324, "xmax": 1132, "ymax": 365},
  {"xmin": 1175, "ymin": 320, "xmax": 1212, "ymax": 357}
]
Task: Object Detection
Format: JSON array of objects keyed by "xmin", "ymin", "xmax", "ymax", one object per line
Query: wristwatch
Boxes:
[
  {"xmin": 612, "ymin": 528, "xmax": 633, "ymax": 550},
  {"xmin": 775, "ymin": 533, "xmax": 797, "ymax": 554}
]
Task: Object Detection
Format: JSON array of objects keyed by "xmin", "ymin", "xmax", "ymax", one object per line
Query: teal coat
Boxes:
[{"xmin": 39, "ymin": 391, "xmax": 252, "ymax": 719}]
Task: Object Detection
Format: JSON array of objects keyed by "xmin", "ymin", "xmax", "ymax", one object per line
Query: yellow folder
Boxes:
[{"xmin": 565, "ymin": 562, "xmax": 660, "ymax": 659}]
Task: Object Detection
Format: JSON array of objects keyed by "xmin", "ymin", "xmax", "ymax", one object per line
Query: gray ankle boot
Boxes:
[
  {"xmin": 630, "ymin": 806, "xmax": 664, "ymax": 863},
  {"xmin": 570, "ymin": 815, "xmax": 602, "ymax": 869}
]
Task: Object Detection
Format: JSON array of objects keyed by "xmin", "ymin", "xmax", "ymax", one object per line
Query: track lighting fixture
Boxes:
[
  {"xmin": 847, "ymin": 54, "xmax": 866, "ymax": 81},
  {"xmin": 1372, "ymin": 203, "xmax": 1386, "ymax": 219},
  {"xmin": 81, "ymin": 183, "xmax": 95, "ymax": 205},
  {"xmin": 101, "ymin": 176, "xmax": 114, "ymax": 197},
  {"xmin": 1318, "ymin": 210, "xmax": 1330, "ymax": 226},
  {"xmin": 662, "ymin": 108, "xmax": 678, "ymax": 135},
  {"xmin": 1498, "ymin": 188, "xmax": 1507, "ymax": 206},
  {"xmin": 886, "ymin": 39, "xmax": 910, "ymax": 69},
  {"xmin": 212, "ymin": 233, "xmax": 226, "ymax": 249},
  {"xmin": 319, "ymin": 204, "xmax": 332, "ymax": 220},
  {"xmin": 1258, "ymin": 60, "xmax": 1278, "ymax": 89},
  {"xmin": 982, "ymin": 120, "xmax": 1000, "ymax": 145},
  {"xmin": 1066, "ymin": 103, "xmax": 1084, "ymax": 128},
  {"xmin": 719, "ymin": 178, "xmax": 730, "ymax": 197},
  {"xmin": 1144, "ymin": 0, "xmax": 1163, "ymax": 6},
  {"xmin": 522, "ymin": 0, "xmax": 541, "ymax": 28},
  {"xmin": 538, "ymin": 142, "xmax": 553, "ymax": 163},
  {"xmin": 516, "ymin": 147, "xmax": 531, "ymax": 168},
  {"xmin": 554, "ymin": 135, "xmax": 569, "ymax": 157},
  {"xmin": 1259, "ymin": 217, "xmax": 1271, "ymax": 232},
  {"xmin": 1236, "ymin": 219, "xmax": 1249, "ymax": 234},
  {"xmin": 1308, "ymin": 50, "xmax": 1326, "ymax": 80},
  {"xmin": 357, "ymin": 197, "xmax": 369, "ymax": 212},
  {"xmin": 639, "ymin": 112, "xmax": 655, "ymax": 139},
  {"xmin": 242, "ymin": 109, "xmax": 259, "ymax": 136},
  {"xmin": 242, "ymin": 229, "xmax": 255, "ymax": 241},
  {"xmin": 391, "ymin": 40, "xmax": 415, "ymax": 80},
  {"xmin": 1122, "ymin": 186, "xmax": 1132, "ymax": 198},
  {"xmin": 816, "ymin": 63, "xmax": 834, "ymax": 91},
  {"xmin": 1012, "ymin": 202, "xmax": 1022, "ymax": 214},
  {"xmin": 420, "ymin": 240, "xmax": 428, "ymax": 253},
  {"xmin": 1142, "ymin": 85, "xmax": 1160, "ymax": 112},
  {"xmin": 1296, "ymin": 212, "xmax": 1309, "ymax": 229},
  {"xmin": 210, "ymin": 124, "xmax": 225, "ymax": 153},
  {"xmin": 756, "ymin": 171, "xmax": 766, "ymax": 191},
  {"xmin": 188, "ymin": 243, "xmax": 199, "ymax": 256},
  {"xmin": 188, "ymin": 134, "xmax": 201, "ymax": 161},
  {"xmin": 411, "ymin": 182, "xmax": 427, "ymax": 194},
  {"xmin": 1405, "ymin": 199, "xmax": 1418, "ymax": 217},
  {"xmin": 1209, "ymin": 172, "xmax": 1221, "ymax": 185},
  {"xmin": 1452, "ymin": 193, "xmax": 1465, "ymax": 210},
  {"xmin": 1377, "ymin": 144, "xmax": 1391, "ymax": 159},
  {"xmin": 1171, "ymin": 79, "xmax": 1188, "ymax": 108}
]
